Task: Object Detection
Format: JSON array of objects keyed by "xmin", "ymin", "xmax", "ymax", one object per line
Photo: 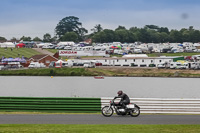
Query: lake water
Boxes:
[{"xmin": 0, "ymin": 76, "xmax": 199, "ymax": 98}]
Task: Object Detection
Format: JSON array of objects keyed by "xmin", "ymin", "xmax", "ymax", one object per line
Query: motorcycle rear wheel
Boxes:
[
  {"xmin": 101, "ymin": 106, "xmax": 114, "ymax": 117},
  {"xmin": 129, "ymin": 107, "xmax": 140, "ymax": 117}
]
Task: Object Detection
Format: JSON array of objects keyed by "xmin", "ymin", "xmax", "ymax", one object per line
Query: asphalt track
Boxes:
[{"xmin": 1, "ymin": 114, "xmax": 200, "ymax": 124}]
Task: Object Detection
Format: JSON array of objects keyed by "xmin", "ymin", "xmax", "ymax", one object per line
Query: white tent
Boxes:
[
  {"xmin": 57, "ymin": 42, "xmax": 75, "ymax": 46},
  {"xmin": 36, "ymin": 43, "xmax": 53, "ymax": 48},
  {"xmin": 0, "ymin": 42, "xmax": 15, "ymax": 48}
]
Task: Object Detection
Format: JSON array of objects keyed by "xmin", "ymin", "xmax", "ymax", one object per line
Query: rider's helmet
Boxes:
[{"xmin": 117, "ymin": 90, "xmax": 123, "ymax": 96}]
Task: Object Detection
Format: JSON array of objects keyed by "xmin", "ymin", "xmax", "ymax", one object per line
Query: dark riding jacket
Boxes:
[{"xmin": 115, "ymin": 93, "xmax": 130, "ymax": 104}]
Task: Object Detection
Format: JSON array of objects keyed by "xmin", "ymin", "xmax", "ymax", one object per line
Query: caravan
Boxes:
[
  {"xmin": 54, "ymin": 60, "xmax": 74, "ymax": 68},
  {"xmin": 170, "ymin": 62, "xmax": 188, "ymax": 69},
  {"xmin": 28, "ymin": 62, "xmax": 46, "ymax": 68},
  {"xmin": 188, "ymin": 62, "xmax": 200, "ymax": 69},
  {"xmin": 83, "ymin": 61, "xmax": 96, "ymax": 68},
  {"xmin": 170, "ymin": 62, "xmax": 182, "ymax": 69}
]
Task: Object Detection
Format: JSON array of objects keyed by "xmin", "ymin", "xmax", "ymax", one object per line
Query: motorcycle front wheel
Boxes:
[
  {"xmin": 129, "ymin": 107, "xmax": 140, "ymax": 117},
  {"xmin": 101, "ymin": 106, "xmax": 114, "ymax": 117}
]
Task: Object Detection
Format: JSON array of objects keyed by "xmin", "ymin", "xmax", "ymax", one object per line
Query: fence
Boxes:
[
  {"xmin": 101, "ymin": 98, "xmax": 200, "ymax": 114},
  {"xmin": 1, "ymin": 97, "xmax": 200, "ymax": 114},
  {"xmin": 0, "ymin": 97, "xmax": 101, "ymax": 113}
]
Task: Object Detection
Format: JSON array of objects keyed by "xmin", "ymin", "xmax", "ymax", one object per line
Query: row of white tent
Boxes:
[
  {"xmin": 36, "ymin": 42, "xmax": 75, "ymax": 48},
  {"xmin": 0, "ymin": 42, "xmax": 15, "ymax": 48},
  {"xmin": 0, "ymin": 41, "xmax": 76, "ymax": 48}
]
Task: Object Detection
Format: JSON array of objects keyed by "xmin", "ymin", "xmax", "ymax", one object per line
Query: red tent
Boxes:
[{"xmin": 16, "ymin": 43, "xmax": 25, "ymax": 48}]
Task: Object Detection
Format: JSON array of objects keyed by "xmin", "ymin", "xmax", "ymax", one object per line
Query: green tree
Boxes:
[
  {"xmin": 115, "ymin": 29, "xmax": 129, "ymax": 43},
  {"xmin": 92, "ymin": 31, "xmax": 106, "ymax": 43},
  {"xmin": 129, "ymin": 32, "xmax": 138, "ymax": 42},
  {"xmin": 115, "ymin": 25, "xmax": 126, "ymax": 31},
  {"xmin": 138, "ymin": 28, "xmax": 150, "ymax": 43},
  {"xmin": 129, "ymin": 27, "xmax": 140, "ymax": 42},
  {"xmin": 0, "ymin": 36, "xmax": 7, "ymax": 42},
  {"xmin": 10, "ymin": 37, "xmax": 17, "ymax": 42},
  {"xmin": 159, "ymin": 32, "xmax": 169, "ymax": 43},
  {"xmin": 190, "ymin": 30, "xmax": 200, "ymax": 43},
  {"xmin": 78, "ymin": 27, "xmax": 88, "ymax": 41},
  {"xmin": 33, "ymin": 37, "xmax": 42, "ymax": 42},
  {"xmin": 91, "ymin": 24, "xmax": 103, "ymax": 33},
  {"xmin": 169, "ymin": 30, "xmax": 182, "ymax": 43},
  {"xmin": 145, "ymin": 25, "xmax": 159, "ymax": 30},
  {"xmin": 55, "ymin": 16, "xmax": 88, "ymax": 41},
  {"xmin": 51, "ymin": 36, "xmax": 58, "ymax": 43},
  {"xmin": 20, "ymin": 36, "xmax": 31, "ymax": 41},
  {"xmin": 148, "ymin": 30, "xmax": 160, "ymax": 43},
  {"xmin": 60, "ymin": 32, "xmax": 78, "ymax": 42},
  {"xmin": 158, "ymin": 27, "xmax": 169, "ymax": 34},
  {"xmin": 129, "ymin": 27, "xmax": 139, "ymax": 32},
  {"xmin": 89, "ymin": 24, "xmax": 200, "ymax": 43},
  {"xmin": 103, "ymin": 29, "xmax": 115, "ymax": 42},
  {"xmin": 189, "ymin": 26, "xmax": 194, "ymax": 31},
  {"xmin": 43, "ymin": 33, "xmax": 52, "ymax": 42},
  {"xmin": 180, "ymin": 28, "xmax": 190, "ymax": 42}
]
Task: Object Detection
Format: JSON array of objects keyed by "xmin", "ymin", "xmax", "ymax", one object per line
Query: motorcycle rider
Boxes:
[{"xmin": 114, "ymin": 90, "xmax": 130, "ymax": 109}]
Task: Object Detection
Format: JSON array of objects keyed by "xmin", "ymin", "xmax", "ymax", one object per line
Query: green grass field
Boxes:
[
  {"xmin": 0, "ymin": 48, "xmax": 41, "ymax": 58},
  {"xmin": 0, "ymin": 124, "xmax": 200, "ymax": 133}
]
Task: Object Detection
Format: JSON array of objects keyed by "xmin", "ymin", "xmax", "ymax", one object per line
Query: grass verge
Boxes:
[
  {"xmin": 0, "ymin": 68, "xmax": 95, "ymax": 76},
  {"xmin": 1, "ymin": 67, "xmax": 200, "ymax": 78},
  {"xmin": 0, "ymin": 125, "xmax": 200, "ymax": 133}
]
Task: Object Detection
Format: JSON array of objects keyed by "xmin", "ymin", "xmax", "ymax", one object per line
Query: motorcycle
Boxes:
[{"xmin": 101, "ymin": 98, "xmax": 140, "ymax": 117}]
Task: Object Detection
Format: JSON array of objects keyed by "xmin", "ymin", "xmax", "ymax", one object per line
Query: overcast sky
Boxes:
[{"xmin": 0, "ymin": 0, "xmax": 200, "ymax": 39}]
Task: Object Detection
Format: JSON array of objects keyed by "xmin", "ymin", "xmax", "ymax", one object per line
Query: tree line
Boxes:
[
  {"xmin": 91, "ymin": 25, "xmax": 200, "ymax": 43},
  {"xmin": 1, "ymin": 16, "xmax": 200, "ymax": 43}
]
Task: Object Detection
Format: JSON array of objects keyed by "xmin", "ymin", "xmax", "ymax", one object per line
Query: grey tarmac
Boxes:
[{"xmin": 1, "ymin": 114, "xmax": 200, "ymax": 124}]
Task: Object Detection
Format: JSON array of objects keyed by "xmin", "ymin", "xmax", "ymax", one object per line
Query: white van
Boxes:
[
  {"xmin": 28, "ymin": 62, "xmax": 46, "ymax": 68},
  {"xmin": 83, "ymin": 61, "xmax": 95, "ymax": 68}
]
